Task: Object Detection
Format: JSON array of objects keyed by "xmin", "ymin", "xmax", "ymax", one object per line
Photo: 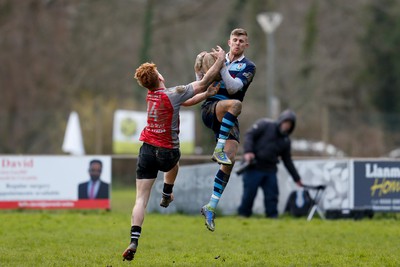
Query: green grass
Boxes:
[{"xmin": 1, "ymin": 189, "xmax": 400, "ymax": 266}]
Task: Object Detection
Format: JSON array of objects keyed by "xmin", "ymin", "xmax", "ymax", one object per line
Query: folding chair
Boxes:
[{"xmin": 303, "ymin": 184, "xmax": 326, "ymax": 221}]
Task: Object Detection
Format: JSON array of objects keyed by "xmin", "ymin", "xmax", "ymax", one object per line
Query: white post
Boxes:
[{"xmin": 257, "ymin": 12, "xmax": 283, "ymax": 118}]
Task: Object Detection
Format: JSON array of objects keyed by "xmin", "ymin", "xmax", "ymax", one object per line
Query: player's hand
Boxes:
[
  {"xmin": 194, "ymin": 51, "xmax": 207, "ymax": 74},
  {"xmin": 205, "ymin": 82, "xmax": 220, "ymax": 97},
  {"xmin": 211, "ymin": 46, "xmax": 225, "ymax": 63}
]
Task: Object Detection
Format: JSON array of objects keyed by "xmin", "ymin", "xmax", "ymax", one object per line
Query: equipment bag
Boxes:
[{"xmin": 284, "ymin": 189, "xmax": 313, "ymax": 217}]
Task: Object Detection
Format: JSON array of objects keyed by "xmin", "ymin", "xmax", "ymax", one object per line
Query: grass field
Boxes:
[{"xmin": 1, "ymin": 188, "xmax": 400, "ymax": 267}]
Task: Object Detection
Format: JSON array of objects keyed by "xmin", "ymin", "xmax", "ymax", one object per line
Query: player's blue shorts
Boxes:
[
  {"xmin": 136, "ymin": 142, "xmax": 180, "ymax": 179},
  {"xmin": 201, "ymin": 100, "xmax": 240, "ymax": 142}
]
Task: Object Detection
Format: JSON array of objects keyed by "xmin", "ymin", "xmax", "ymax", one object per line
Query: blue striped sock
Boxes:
[
  {"xmin": 208, "ymin": 170, "xmax": 229, "ymax": 210},
  {"xmin": 216, "ymin": 112, "xmax": 236, "ymax": 149}
]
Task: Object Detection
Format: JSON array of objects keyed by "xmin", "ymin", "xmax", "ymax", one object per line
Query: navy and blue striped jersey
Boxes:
[{"xmin": 207, "ymin": 55, "xmax": 256, "ymax": 102}]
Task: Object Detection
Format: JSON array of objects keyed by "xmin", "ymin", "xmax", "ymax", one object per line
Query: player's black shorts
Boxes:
[
  {"xmin": 136, "ymin": 142, "xmax": 181, "ymax": 179},
  {"xmin": 201, "ymin": 100, "xmax": 240, "ymax": 142}
]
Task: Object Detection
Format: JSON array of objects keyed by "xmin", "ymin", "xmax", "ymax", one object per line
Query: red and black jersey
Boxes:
[{"xmin": 140, "ymin": 84, "xmax": 194, "ymax": 149}]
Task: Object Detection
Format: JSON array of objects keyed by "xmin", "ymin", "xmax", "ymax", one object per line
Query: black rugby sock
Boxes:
[{"xmin": 130, "ymin": 225, "xmax": 141, "ymax": 245}]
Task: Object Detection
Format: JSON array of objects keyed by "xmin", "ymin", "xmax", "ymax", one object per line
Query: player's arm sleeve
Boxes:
[
  {"xmin": 220, "ymin": 65, "xmax": 243, "ymax": 94},
  {"xmin": 172, "ymin": 84, "xmax": 195, "ymax": 106},
  {"xmin": 182, "ymin": 84, "xmax": 195, "ymax": 101}
]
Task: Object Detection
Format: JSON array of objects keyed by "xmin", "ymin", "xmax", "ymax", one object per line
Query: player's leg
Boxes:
[
  {"xmin": 207, "ymin": 140, "xmax": 237, "ymax": 211},
  {"xmin": 156, "ymin": 148, "xmax": 180, "ymax": 208},
  {"xmin": 132, "ymin": 178, "xmax": 157, "ymax": 226},
  {"xmin": 123, "ymin": 177, "xmax": 156, "ymax": 261},
  {"xmin": 201, "ymin": 167, "xmax": 229, "ymax": 231},
  {"xmin": 123, "ymin": 143, "xmax": 158, "ymax": 261},
  {"xmin": 222, "ymin": 138, "xmax": 239, "ymax": 166},
  {"xmin": 160, "ymin": 163, "xmax": 179, "ymax": 208},
  {"xmin": 202, "ymin": 139, "xmax": 238, "ymax": 231},
  {"xmin": 212, "ymin": 100, "xmax": 242, "ymax": 165}
]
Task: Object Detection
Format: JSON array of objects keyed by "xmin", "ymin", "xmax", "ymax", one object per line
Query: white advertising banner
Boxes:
[
  {"xmin": 147, "ymin": 159, "xmax": 351, "ymax": 215},
  {"xmin": 0, "ymin": 156, "xmax": 111, "ymax": 209},
  {"xmin": 112, "ymin": 109, "xmax": 195, "ymax": 154}
]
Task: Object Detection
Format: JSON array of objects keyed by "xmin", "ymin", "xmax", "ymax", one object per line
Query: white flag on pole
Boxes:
[{"xmin": 62, "ymin": 111, "xmax": 85, "ymax": 155}]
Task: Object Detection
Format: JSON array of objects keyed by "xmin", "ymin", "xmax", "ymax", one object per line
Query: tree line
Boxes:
[{"xmin": 0, "ymin": 0, "xmax": 399, "ymax": 157}]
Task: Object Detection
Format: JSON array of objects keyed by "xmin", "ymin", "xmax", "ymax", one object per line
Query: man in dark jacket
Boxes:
[{"xmin": 237, "ymin": 109, "xmax": 303, "ymax": 218}]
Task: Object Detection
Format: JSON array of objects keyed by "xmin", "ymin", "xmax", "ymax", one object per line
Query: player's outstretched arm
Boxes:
[{"xmin": 182, "ymin": 82, "xmax": 220, "ymax": 107}]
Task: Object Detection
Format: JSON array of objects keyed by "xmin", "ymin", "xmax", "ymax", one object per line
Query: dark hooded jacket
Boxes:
[{"xmin": 242, "ymin": 109, "xmax": 301, "ymax": 182}]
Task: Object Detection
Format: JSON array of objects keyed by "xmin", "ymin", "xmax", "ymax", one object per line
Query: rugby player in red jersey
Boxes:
[{"xmin": 122, "ymin": 46, "xmax": 225, "ymax": 261}]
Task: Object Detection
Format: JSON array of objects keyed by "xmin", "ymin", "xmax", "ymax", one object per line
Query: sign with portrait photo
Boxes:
[{"xmin": 0, "ymin": 156, "xmax": 111, "ymax": 209}]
